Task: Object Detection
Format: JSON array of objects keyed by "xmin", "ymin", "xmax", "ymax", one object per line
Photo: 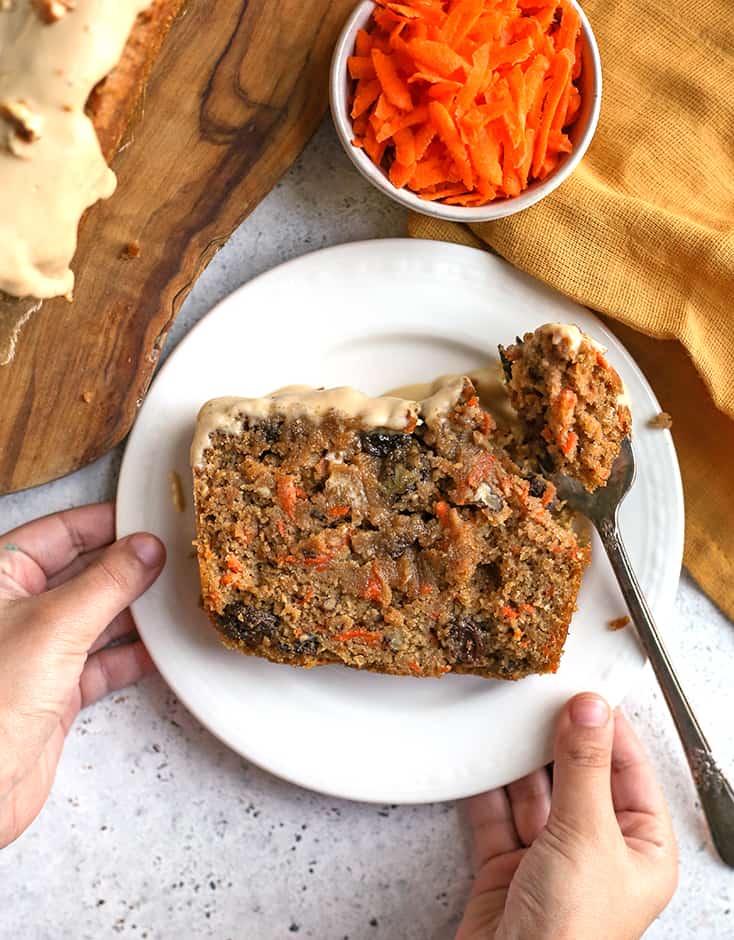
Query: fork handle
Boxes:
[{"xmin": 597, "ymin": 515, "xmax": 734, "ymax": 867}]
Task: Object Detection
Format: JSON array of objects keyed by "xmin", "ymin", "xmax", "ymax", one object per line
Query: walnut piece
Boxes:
[
  {"xmin": 1, "ymin": 99, "xmax": 43, "ymax": 157},
  {"xmin": 1, "ymin": 99, "xmax": 42, "ymax": 142},
  {"xmin": 32, "ymin": 0, "xmax": 75, "ymax": 23}
]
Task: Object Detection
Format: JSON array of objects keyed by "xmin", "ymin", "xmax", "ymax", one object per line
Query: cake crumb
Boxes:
[
  {"xmin": 121, "ymin": 240, "xmax": 141, "ymax": 259},
  {"xmin": 649, "ymin": 411, "xmax": 672, "ymax": 430},
  {"xmin": 609, "ymin": 615, "xmax": 631, "ymax": 631},
  {"xmin": 169, "ymin": 470, "xmax": 185, "ymax": 513},
  {"xmin": 81, "ymin": 389, "xmax": 94, "ymax": 403}
]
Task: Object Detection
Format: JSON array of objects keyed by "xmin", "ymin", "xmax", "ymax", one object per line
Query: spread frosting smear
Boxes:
[
  {"xmin": 191, "ymin": 377, "xmax": 470, "ymax": 468},
  {"xmin": 0, "ymin": 0, "xmax": 151, "ymax": 299}
]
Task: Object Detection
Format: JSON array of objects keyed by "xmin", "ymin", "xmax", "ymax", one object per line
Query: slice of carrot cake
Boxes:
[
  {"xmin": 191, "ymin": 378, "xmax": 590, "ymax": 680},
  {"xmin": 499, "ymin": 323, "xmax": 631, "ymax": 491}
]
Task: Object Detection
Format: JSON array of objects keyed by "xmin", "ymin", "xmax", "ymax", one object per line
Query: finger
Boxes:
[
  {"xmin": 45, "ymin": 547, "xmax": 104, "ymax": 590},
  {"xmin": 1, "ymin": 504, "xmax": 115, "ymax": 583},
  {"xmin": 89, "ymin": 610, "xmax": 137, "ymax": 654},
  {"xmin": 35, "ymin": 533, "xmax": 165, "ymax": 651},
  {"xmin": 78, "ymin": 640, "xmax": 155, "ymax": 709},
  {"xmin": 465, "ymin": 788, "xmax": 521, "ymax": 869},
  {"xmin": 550, "ymin": 692, "xmax": 615, "ymax": 835},
  {"xmin": 611, "ymin": 710, "xmax": 668, "ymax": 817},
  {"xmin": 507, "ymin": 767, "xmax": 552, "ymax": 846}
]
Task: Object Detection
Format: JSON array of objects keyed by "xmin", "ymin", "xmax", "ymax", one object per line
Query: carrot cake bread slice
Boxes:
[
  {"xmin": 191, "ymin": 378, "xmax": 590, "ymax": 680},
  {"xmin": 500, "ymin": 323, "xmax": 631, "ymax": 491}
]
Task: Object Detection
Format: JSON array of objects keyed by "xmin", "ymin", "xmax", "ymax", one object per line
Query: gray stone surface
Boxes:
[{"xmin": 0, "ymin": 119, "xmax": 732, "ymax": 940}]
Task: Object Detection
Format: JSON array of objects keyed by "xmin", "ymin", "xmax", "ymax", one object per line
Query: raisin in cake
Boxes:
[{"xmin": 191, "ymin": 378, "xmax": 590, "ymax": 680}]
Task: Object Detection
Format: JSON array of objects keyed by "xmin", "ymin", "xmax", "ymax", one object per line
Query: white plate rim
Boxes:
[{"xmin": 117, "ymin": 238, "xmax": 684, "ymax": 804}]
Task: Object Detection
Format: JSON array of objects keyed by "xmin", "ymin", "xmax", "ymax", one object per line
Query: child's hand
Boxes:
[
  {"xmin": 0, "ymin": 503, "xmax": 164, "ymax": 848},
  {"xmin": 456, "ymin": 694, "xmax": 678, "ymax": 940}
]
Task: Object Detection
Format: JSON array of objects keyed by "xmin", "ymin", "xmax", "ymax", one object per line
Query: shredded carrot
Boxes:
[
  {"xmin": 362, "ymin": 560, "xmax": 386, "ymax": 603},
  {"xmin": 371, "ymin": 48, "xmax": 413, "ymax": 110},
  {"xmin": 348, "ymin": 55, "xmax": 376, "ymax": 81},
  {"xmin": 301, "ymin": 554, "xmax": 332, "ymax": 568},
  {"xmin": 541, "ymin": 484, "xmax": 555, "ymax": 507},
  {"xmin": 466, "ymin": 451, "xmax": 495, "ymax": 488},
  {"xmin": 499, "ymin": 605, "xmax": 519, "ymax": 621},
  {"xmin": 327, "ymin": 505, "xmax": 351, "ymax": 519},
  {"xmin": 352, "ymin": 78, "xmax": 381, "ymax": 118},
  {"xmin": 276, "ymin": 474, "xmax": 299, "ymax": 521},
  {"xmin": 355, "ymin": 27, "xmax": 372, "ymax": 57},
  {"xmin": 434, "ymin": 499, "xmax": 450, "ymax": 524},
  {"xmin": 348, "ymin": 0, "xmax": 583, "ymax": 205},
  {"xmin": 333, "ymin": 629, "xmax": 384, "ymax": 645},
  {"xmin": 559, "ymin": 430, "xmax": 578, "ymax": 455}
]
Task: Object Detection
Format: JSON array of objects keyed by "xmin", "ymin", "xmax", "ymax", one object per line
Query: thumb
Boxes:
[
  {"xmin": 549, "ymin": 692, "xmax": 615, "ymax": 836},
  {"xmin": 36, "ymin": 533, "xmax": 165, "ymax": 650}
]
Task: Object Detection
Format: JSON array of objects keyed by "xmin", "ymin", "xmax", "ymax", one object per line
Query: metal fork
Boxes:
[{"xmin": 552, "ymin": 437, "xmax": 734, "ymax": 866}]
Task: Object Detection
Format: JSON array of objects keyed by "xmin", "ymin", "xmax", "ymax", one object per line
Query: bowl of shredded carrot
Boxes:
[{"xmin": 330, "ymin": 0, "xmax": 601, "ymax": 220}]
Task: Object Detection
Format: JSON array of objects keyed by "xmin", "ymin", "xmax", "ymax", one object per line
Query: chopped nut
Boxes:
[
  {"xmin": 120, "ymin": 240, "xmax": 141, "ymax": 260},
  {"xmin": 169, "ymin": 471, "xmax": 185, "ymax": 513},
  {"xmin": 81, "ymin": 390, "xmax": 94, "ymax": 404},
  {"xmin": 32, "ymin": 0, "xmax": 75, "ymax": 23},
  {"xmin": 608, "ymin": 615, "xmax": 631, "ymax": 631},
  {"xmin": 1, "ymin": 99, "xmax": 43, "ymax": 155},
  {"xmin": 649, "ymin": 411, "xmax": 672, "ymax": 430}
]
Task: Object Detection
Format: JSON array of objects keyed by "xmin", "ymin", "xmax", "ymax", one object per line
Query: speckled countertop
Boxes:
[{"xmin": 1, "ymin": 120, "xmax": 732, "ymax": 940}]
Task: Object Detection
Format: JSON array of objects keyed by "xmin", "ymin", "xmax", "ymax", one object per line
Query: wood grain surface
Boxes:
[{"xmin": 0, "ymin": 0, "xmax": 356, "ymax": 494}]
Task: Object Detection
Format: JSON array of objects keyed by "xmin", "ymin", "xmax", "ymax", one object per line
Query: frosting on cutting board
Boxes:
[{"xmin": 0, "ymin": 0, "xmax": 151, "ymax": 299}]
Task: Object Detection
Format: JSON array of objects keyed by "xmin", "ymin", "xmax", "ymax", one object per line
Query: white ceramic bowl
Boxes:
[{"xmin": 330, "ymin": 0, "xmax": 602, "ymax": 222}]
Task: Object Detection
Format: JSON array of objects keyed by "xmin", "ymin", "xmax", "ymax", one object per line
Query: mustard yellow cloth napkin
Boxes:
[{"xmin": 408, "ymin": 0, "xmax": 734, "ymax": 620}]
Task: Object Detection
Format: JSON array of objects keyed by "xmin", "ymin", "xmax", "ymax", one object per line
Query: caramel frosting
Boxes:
[
  {"xmin": 191, "ymin": 377, "xmax": 470, "ymax": 468},
  {"xmin": 0, "ymin": 0, "xmax": 151, "ymax": 299},
  {"xmin": 537, "ymin": 321, "xmax": 608, "ymax": 357},
  {"xmin": 538, "ymin": 322, "xmax": 584, "ymax": 355}
]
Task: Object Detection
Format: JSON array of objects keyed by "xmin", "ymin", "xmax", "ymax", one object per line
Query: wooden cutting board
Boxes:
[{"xmin": 0, "ymin": 0, "xmax": 356, "ymax": 495}]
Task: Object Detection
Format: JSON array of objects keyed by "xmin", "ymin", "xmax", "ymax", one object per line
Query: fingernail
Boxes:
[
  {"xmin": 128, "ymin": 533, "xmax": 165, "ymax": 569},
  {"xmin": 570, "ymin": 694, "xmax": 610, "ymax": 728}
]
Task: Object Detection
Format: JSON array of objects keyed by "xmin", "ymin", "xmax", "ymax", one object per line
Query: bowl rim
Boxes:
[{"xmin": 329, "ymin": 0, "xmax": 602, "ymax": 222}]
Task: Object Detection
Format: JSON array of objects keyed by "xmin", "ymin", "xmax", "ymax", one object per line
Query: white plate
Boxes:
[{"xmin": 117, "ymin": 239, "xmax": 684, "ymax": 804}]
